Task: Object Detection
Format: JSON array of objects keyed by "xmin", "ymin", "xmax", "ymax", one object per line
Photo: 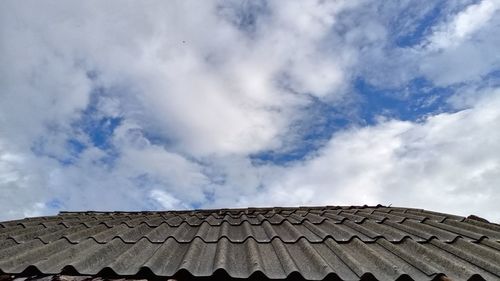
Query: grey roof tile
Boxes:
[{"xmin": 0, "ymin": 205, "xmax": 499, "ymax": 280}]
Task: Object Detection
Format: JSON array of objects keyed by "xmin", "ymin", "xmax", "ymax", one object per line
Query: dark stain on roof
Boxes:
[{"xmin": 0, "ymin": 205, "xmax": 499, "ymax": 281}]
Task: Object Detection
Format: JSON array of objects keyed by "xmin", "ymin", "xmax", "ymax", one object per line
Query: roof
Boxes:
[{"xmin": 0, "ymin": 205, "xmax": 499, "ymax": 281}]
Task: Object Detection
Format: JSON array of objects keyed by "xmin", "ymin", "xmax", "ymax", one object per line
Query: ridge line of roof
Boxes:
[{"xmin": 58, "ymin": 204, "xmax": 389, "ymax": 215}]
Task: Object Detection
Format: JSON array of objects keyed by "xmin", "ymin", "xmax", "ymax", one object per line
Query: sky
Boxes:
[{"xmin": 1, "ymin": 0, "xmax": 500, "ymax": 222}]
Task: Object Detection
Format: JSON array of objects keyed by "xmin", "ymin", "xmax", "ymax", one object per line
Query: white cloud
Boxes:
[
  {"xmin": 0, "ymin": 0, "xmax": 359, "ymax": 219},
  {"xmin": 425, "ymin": 0, "xmax": 500, "ymax": 50},
  {"xmin": 355, "ymin": 0, "xmax": 500, "ymax": 88},
  {"xmin": 416, "ymin": 0, "xmax": 500, "ymax": 86},
  {"xmin": 1, "ymin": 0, "xmax": 500, "ymax": 222},
  {"xmin": 150, "ymin": 190, "xmax": 186, "ymax": 210},
  {"xmin": 244, "ymin": 88, "xmax": 500, "ymax": 221},
  {"xmin": 0, "ymin": 141, "xmax": 54, "ymax": 219}
]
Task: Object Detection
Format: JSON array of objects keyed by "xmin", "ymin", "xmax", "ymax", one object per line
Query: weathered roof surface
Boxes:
[
  {"xmin": 0, "ymin": 275, "xmax": 148, "ymax": 281},
  {"xmin": 0, "ymin": 205, "xmax": 499, "ymax": 281}
]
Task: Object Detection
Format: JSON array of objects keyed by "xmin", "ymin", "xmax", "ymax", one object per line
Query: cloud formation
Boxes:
[
  {"xmin": 1, "ymin": 0, "xmax": 499, "ymax": 221},
  {"xmin": 253, "ymin": 89, "xmax": 500, "ymax": 220}
]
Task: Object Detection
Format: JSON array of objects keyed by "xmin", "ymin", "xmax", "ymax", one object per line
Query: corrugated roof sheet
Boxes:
[
  {"xmin": 0, "ymin": 205, "xmax": 499, "ymax": 280},
  {"xmin": 0, "ymin": 275, "xmax": 148, "ymax": 281}
]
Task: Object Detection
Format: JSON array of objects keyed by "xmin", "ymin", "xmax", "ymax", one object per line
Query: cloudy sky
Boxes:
[{"xmin": 1, "ymin": 0, "xmax": 500, "ymax": 221}]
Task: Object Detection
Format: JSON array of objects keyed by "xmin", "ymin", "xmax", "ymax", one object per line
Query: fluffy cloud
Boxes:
[
  {"xmin": 1, "ymin": 0, "xmax": 499, "ymax": 221},
  {"xmin": 417, "ymin": 0, "xmax": 500, "ymax": 86},
  {"xmin": 425, "ymin": 0, "xmax": 500, "ymax": 50},
  {"xmin": 250, "ymin": 88, "xmax": 500, "ymax": 221},
  {"xmin": 357, "ymin": 0, "xmax": 500, "ymax": 88},
  {"xmin": 0, "ymin": 141, "xmax": 53, "ymax": 219},
  {"xmin": 0, "ymin": 0, "xmax": 359, "ymax": 218}
]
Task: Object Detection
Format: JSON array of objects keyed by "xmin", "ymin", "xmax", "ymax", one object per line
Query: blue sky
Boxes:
[{"xmin": 1, "ymin": 0, "xmax": 500, "ymax": 221}]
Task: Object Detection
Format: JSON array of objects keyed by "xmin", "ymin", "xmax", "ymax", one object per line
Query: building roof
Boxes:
[{"xmin": 0, "ymin": 205, "xmax": 499, "ymax": 281}]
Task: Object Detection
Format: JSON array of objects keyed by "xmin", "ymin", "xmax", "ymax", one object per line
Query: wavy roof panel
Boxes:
[{"xmin": 0, "ymin": 205, "xmax": 499, "ymax": 280}]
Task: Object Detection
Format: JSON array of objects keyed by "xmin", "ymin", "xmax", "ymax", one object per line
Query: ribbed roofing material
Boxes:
[{"xmin": 0, "ymin": 205, "xmax": 499, "ymax": 281}]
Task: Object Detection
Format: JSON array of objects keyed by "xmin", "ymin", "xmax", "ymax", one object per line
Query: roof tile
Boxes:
[{"xmin": 0, "ymin": 205, "xmax": 499, "ymax": 280}]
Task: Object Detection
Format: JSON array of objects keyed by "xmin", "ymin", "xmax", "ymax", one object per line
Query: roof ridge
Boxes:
[{"xmin": 57, "ymin": 204, "xmax": 387, "ymax": 215}]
